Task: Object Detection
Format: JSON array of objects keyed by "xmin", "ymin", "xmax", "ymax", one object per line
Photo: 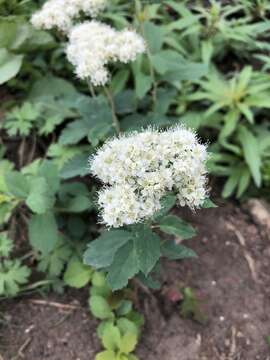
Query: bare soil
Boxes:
[{"xmin": 1, "ymin": 202, "xmax": 270, "ymax": 360}]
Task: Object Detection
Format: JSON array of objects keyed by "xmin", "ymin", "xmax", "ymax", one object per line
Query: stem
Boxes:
[
  {"xmin": 104, "ymin": 87, "xmax": 121, "ymax": 135},
  {"xmin": 139, "ymin": 23, "xmax": 158, "ymax": 108},
  {"xmin": 86, "ymin": 78, "xmax": 96, "ymax": 98}
]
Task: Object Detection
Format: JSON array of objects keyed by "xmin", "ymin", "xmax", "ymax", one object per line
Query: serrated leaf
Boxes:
[
  {"xmin": 26, "ymin": 177, "xmax": 55, "ymax": 214},
  {"xmin": 84, "ymin": 230, "xmax": 132, "ymax": 270},
  {"xmin": 59, "ymin": 120, "xmax": 88, "ymax": 145},
  {"xmin": 37, "ymin": 238, "xmax": 72, "ymax": 277},
  {"xmin": 5, "ymin": 171, "xmax": 29, "ymax": 199},
  {"xmin": 0, "ymin": 160, "xmax": 14, "ymax": 192},
  {"xmin": 29, "ymin": 213, "xmax": 58, "ymax": 254},
  {"xmin": 106, "ymin": 241, "xmax": 139, "ymax": 291},
  {"xmin": 161, "ymin": 240, "xmax": 197, "ymax": 260},
  {"xmin": 0, "ymin": 260, "xmax": 30, "ymax": 296},
  {"xmin": 89, "ymin": 295, "xmax": 113, "ymax": 320},
  {"xmin": 38, "ymin": 161, "xmax": 60, "ymax": 194},
  {"xmin": 134, "ymin": 228, "xmax": 160, "ymax": 276},
  {"xmin": 88, "ymin": 123, "xmax": 113, "ymax": 147},
  {"xmin": 60, "ymin": 153, "xmax": 89, "ymax": 179},
  {"xmin": 64, "ymin": 257, "xmax": 93, "ymax": 288},
  {"xmin": 0, "ymin": 233, "xmax": 13, "ymax": 257},
  {"xmin": 137, "ymin": 272, "xmax": 161, "ymax": 290},
  {"xmin": 158, "ymin": 215, "xmax": 196, "ymax": 239}
]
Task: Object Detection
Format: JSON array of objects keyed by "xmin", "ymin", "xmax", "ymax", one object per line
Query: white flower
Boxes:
[
  {"xmin": 31, "ymin": 0, "xmax": 107, "ymax": 32},
  {"xmin": 115, "ymin": 29, "xmax": 146, "ymax": 63},
  {"xmin": 66, "ymin": 21, "xmax": 146, "ymax": 85},
  {"xmin": 90, "ymin": 127, "xmax": 208, "ymax": 227},
  {"xmin": 66, "ymin": 21, "xmax": 116, "ymax": 85},
  {"xmin": 98, "ymin": 184, "xmax": 162, "ymax": 227}
]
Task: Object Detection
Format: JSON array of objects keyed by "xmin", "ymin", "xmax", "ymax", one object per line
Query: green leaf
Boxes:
[
  {"xmin": 116, "ymin": 300, "xmax": 133, "ymax": 317},
  {"xmin": 219, "ymin": 110, "xmax": 239, "ymax": 139},
  {"xmin": 161, "ymin": 240, "xmax": 197, "ymax": 260},
  {"xmin": 180, "ymin": 287, "xmax": 207, "ymax": 325},
  {"xmin": 89, "ymin": 295, "xmax": 113, "ymax": 320},
  {"xmin": 84, "ymin": 230, "xmax": 132, "ymax": 270},
  {"xmin": 142, "ymin": 22, "xmax": 164, "ymax": 53},
  {"xmin": 237, "ymin": 167, "xmax": 251, "ymax": 198},
  {"xmin": 0, "ymin": 202, "xmax": 16, "ymax": 226},
  {"xmin": 202, "ymin": 199, "xmax": 217, "ymax": 208},
  {"xmin": 0, "ymin": 260, "xmax": 31, "ymax": 296},
  {"xmin": 37, "ymin": 238, "xmax": 72, "ymax": 277},
  {"xmin": 0, "ymin": 160, "xmax": 14, "ymax": 192},
  {"xmin": 106, "ymin": 241, "xmax": 139, "ymax": 291},
  {"xmin": 137, "ymin": 272, "xmax": 161, "ymax": 290},
  {"xmin": 111, "ymin": 69, "xmax": 130, "ymax": 95},
  {"xmin": 92, "ymin": 271, "xmax": 107, "ymax": 288},
  {"xmin": 59, "ymin": 120, "xmax": 87, "ymax": 145},
  {"xmin": 134, "ymin": 228, "xmax": 160, "ymax": 276},
  {"xmin": 266, "ymin": 336, "xmax": 270, "ymax": 349},
  {"xmin": 158, "ymin": 215, "xmax": 196, "ymax": 239},
  {"xmin": 26, "ymin": 177, "xmax": 55, "ymax": 214},
  {"xmin": 0, "ymin": 48, "xmax": 23, "ymax": 85},
  {"xmin": 38, "ymin": 161, "xmax": 60, "ymax": 194},
  {"xmin": 0, "ymin": 21, "xmax": 18, "ymax": 48},
  {"xmin": 238, "ymin": 126, "xmax": 261, "ymax": 187},
  {"xmin": 134, "ymin": 72, "xmax": 152, "ymax": 99},
  {"xmin": 65, "ymin": 194, "xmax": 92, "ymax": 213},
  {"xmin": 237, "ymin": 66, "xmax": 252, "ymax": 94},
  {"xmin": 119, "ymin": 333, "xmax": 138, "ymax": 354},
  {"xmin": 29, "ymin": 213, "xmax": 58, "ymax": 254},
  {"xmin": 152, "ymin": 50, "xmax": 208, "ymax": 81},
  {"xmin": 117, "ymin": 318, "xmax": 139, "ymax": 337},
  {"xmin": 222, "ymin": 169, "xmax": 240, "ymax": 198},
  {"xmin": 60, "ymin": 153, "xmax": 89, "ymax": 179},
  {"xmin": 201, "ymin": 40, "xmax": 213, "ymax": 64},
  {"xmin": 102, "ymin": 323, "xmax": 121, "ymax": 351},
  {"xmin": 0, "ymin": 233, "xmax": 13, "ymax": 258},
  {"xmin": 155, "ymin": 88, "xmax": 177, "ymax": 114},
  {"xmin": 29, "ymin": 75, "xmax": 78, "ymax": 101},
  {"xmin": 64, "ymin": 257, "xmax": 93, "ymax": 288},
  {"xmin": 96, "ymin": 351, "xmax": 116, "ymax": 360},
  {"xmin": 152, "ymin": 193, "xmax": 176, "ymax": 220},
  {"xmin": 128, "ymin": 355, "xmax": 139, "ymax": 360},
  {"xmin": 5, "ymin": 171, "xmax": 29, "ymax": 199},
  {"xmin": 88, "ymin": 123, "xmax": 113, "ymax": 147}
]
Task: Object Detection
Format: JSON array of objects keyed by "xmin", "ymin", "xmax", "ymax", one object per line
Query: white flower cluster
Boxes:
[
  {"xmin": 90, "ymin": 127, "xmax": 208, "ymax": 227},
  {"xmin": 31, "ymin": 0, "xmax": 107, "ymax": 32},
  {"xmin": 66, "ymin": 21, "xmax": 146, "ymax": 85}
]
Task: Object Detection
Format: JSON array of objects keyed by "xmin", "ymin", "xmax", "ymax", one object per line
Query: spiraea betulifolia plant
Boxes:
[{"xmin": 28, "ymin": 1, "xmax": 211, "ymax": 358}]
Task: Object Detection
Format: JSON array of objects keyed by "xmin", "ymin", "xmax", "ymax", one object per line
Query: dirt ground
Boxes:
[{"xmin": 1, "ymin": 202, "xmax": 270, "ymax": 360}]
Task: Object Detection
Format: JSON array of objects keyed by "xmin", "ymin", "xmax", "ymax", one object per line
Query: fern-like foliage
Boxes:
[{"xmin": 0, "ymin": 259, "xmax": 30, "ymax": 296}]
